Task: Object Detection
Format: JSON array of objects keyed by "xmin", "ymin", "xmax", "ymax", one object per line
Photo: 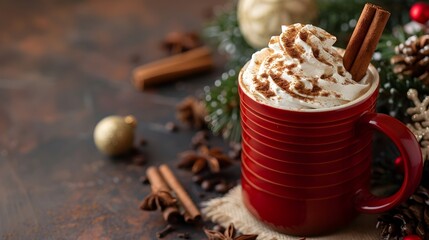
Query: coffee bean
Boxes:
[
  {"xmin": 192, "ymin": 175, "xmax": 204, "ymax": 184},
  {"xmin": 214, "ymin": 182, "xmax": 230, "ymax": 194},
  {"xmin": 201, "ymin": 180, "xmax": 213, "ymax": 191},
  {"xmin": 177, "ymin": 232, "xmax": 190, "ymax": 239}
]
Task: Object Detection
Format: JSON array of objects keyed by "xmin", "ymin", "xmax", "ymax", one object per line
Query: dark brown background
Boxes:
[{"xmin": 0, "ymin": 0, "xmax": 234, "ymax": 239}]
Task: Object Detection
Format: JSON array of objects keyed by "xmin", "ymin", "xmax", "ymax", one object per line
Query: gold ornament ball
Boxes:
[
  {"xmin": 93, "ymin": 115, "xmax": 137, "ymax": 156},
  {"xmin": 238, "ymin": 0, "xmax": 318, "ymax": 49}
]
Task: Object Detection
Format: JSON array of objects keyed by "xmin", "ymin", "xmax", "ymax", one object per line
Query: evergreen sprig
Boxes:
[
  {"xmin": 204, "ymin": 69, "xmax": 241, "ymax": 143},
  {"xmin": 202, "ymin": 1, "xmax": 254, "ymax": 142}
]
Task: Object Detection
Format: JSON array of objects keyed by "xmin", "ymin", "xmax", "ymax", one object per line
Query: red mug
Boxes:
[
  {"xmin": 241, "ymin": 163, "xmax": 370, "ymax": 199},
  {"xmin": 239, "ymin": 63, "xmax": 423, "ymax": 236},
  {"xmin": 241, "ymin": 149, "xmax": 371, "ymax": 188},
  {"xmin": 241, "ymin": 142, "xmax": 371, "ymax": 174}
]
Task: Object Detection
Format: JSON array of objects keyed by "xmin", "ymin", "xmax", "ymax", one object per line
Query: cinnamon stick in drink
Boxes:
[
  {"xmin": 343, "ymin": 3, "xmax": 390, "ymax": 81},
  {"xmin": 343, "ymin": 3, "xmax": 377, "ymax": 71},
  {"xmin": 159, "ymin": 164, "xmax": 201, "ymax": 222},
  {"xmin": 350, "ymin": 7, "xmax": 390, "ymax": 81}
]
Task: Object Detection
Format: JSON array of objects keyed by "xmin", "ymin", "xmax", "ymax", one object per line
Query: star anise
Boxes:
[
  {"xmin": 176, "ymin": 97, "xmax": 207, "ymax": 130},
  {"xmin": 204, "ymin": 223, "xmax": 258, "ymax": 240},
  {"xmin": 162, "ymin": 31, "xmax": 202, "ymax": 55},
  {"xmin": 140, "ymin": 190, "xmax": 177, "ymax": 211},
  {"xmin": 177, "ymin": 145, "xmax": 232, "ymax": 174}
]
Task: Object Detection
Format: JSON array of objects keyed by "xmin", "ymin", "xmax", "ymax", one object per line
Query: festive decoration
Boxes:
[
  {"xmin": 177, "ymin": 145, "xmax": 232, "ymax": 174},
  {"xmin": 93, "ymin": 115, "xmax": 137, "ymax": 156},
  {"xmin": 410, "ymin": 2, "xmax": 429, "ymax": 25},
  {"xmin": 204, "ymin": 223, "xmax": 258, "ymax": 240},
  {"xmin": 204, "ymin": 70, "xmax": 241, "ymax": 143},
  {"xmin": 404, "ymin": 235, "xmax": 423, "ymax": 240},
  {"xmin": 237, "ymin": 0, "xmax": 317, "ymax": 49},
  {"xmin": 391, "ymin": 35, "xmax": 429, "ymax": 85},
  {"xmin": 407, "ymin": 88, "xmax": 429, "ymax": 162},
  {"xmin": 376, "ymin": 186, "xmax": 429, "ymax": 239}
]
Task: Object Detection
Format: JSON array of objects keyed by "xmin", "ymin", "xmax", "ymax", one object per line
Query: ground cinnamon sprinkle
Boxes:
[
  {"xmin": 320, "ymin": 73, "xmax": 331, "ymax": 79},
  {"xmin": 321, "ymin": 91, "xmax": 330, "ymax": 97},
  {"xmin": 299, "ymin": 31, "xmax": 308, "ymax": 42},
  {"xmin": 311, "ymin": 45, "xmax": 332, "ymax": 66},
  {"xmin": 281, "ymin": 25, "xmax": 304, "ymax": 63},
  {"xmin": 285, "ymin": 63, "xmax": 297, "ymax": 70},
  {"xmin": 294, "ymin": 79, "xmax": 323, "ymax": 97},
  {"xmin": 327, "ymin": 76, "xmax": 337, "ymax": 83},
  {"xmin": 269, "ymin": 37, "xmax": 278, "ymax": 45},
  {"xmin": 270, "ymin": 73, "xmax": 309, "ymax": 101},
  {"xmin": 309, "ymin": 28, "xmax": 327, "ymax": 42},
  {"xmin": 253, "ymin": 76, "xmax": 275, "ymax": 98}
]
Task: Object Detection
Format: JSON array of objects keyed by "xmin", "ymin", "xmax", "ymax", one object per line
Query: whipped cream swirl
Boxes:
[{"xmin": 241, "ymin": 23, "xmax": 371, "ymax": 110}]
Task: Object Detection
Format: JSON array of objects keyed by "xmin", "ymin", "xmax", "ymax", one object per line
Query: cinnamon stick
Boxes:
[
  {"xmin": 343, "ymin": 4, "xmax": 390, "ymax": 82},
  {"xmin": 132, "ymin": 46, "xmax": 214, "ymax": 90},
  {"xmin": 145, "ymin": 166, "xmax": 181, "ymax": 223},
  {"xmin": 343, "ymin": 3, "xmax": 377, "ymax": 71},
  {"xmin": 159, "ymin": 164, "xmax": 201, "ymax": 222},
  {"xmin": 350, "ymin": 7, "xmax": 390, "ymax": 81}
]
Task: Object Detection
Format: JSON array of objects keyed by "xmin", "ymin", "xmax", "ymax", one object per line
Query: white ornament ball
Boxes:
[
  {"xmin": 94, "ymin": 115, "xmax": 137, "ymax": 156},
  {"xmin": 238, "ymin": 0, "xmax": 318, "ymax": 49}
]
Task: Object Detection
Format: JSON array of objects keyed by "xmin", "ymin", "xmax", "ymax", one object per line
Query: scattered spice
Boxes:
[
  {"xmin": 214, "ymin": 181, "xmax": 233, "ymax": 194},
  {"xmin": 228, "ymin": 142, "xmax": 242, "ymax": 160},
  {"xmin": 201, "ymin": 179, "xmax": 216, "ymax": 191},
  {"xmin": 156, "ymin": 224, "xmax": 175, "ymax": 239},
  {"xmin": 162, "ymin": 31, "xmax": 202, "ymax": 55},
  {"xmin": 176, "ymin": 97, "xmax": 207, "ymax": 130},
  {"xmin": 192, "ymin": 175, "xmax": 205, "ymax": 184},
  {"xmin": 139, "ymin": 138, "xmax": 148, "ymax": 146},
  {"xmin": 132, "ymin": 154, "xmax": 146, "ymax": 166},
  {"xmin": 177, "ymin": 145, "xmax": 232, "ymax": 174},
  {"xmin": 165, "ymin": 121, "xmax": 178, "ymax": 132},
  {"xmin": 199, "ymin": 177, "xmax": 234, "ymax": 193},
  {"xmin": 139, "ymin": 175, "xmax": 149, "ymax": 185},
  {"xmin": 140, "ymin": 190, "xmax": 176, "ymax": 211},
  {"xmin": 198, "ymin": 192, "xmax": 206, "ymax": 199},
  {"xmin": 191, "ymin": 130, "xmax": 209, "ymax": 148},
  {"xmin": 159, "ymin": 164, "xmax": 202, "ymax": 222},
  {"xmin": 177, "ymin": 232, "xmax": 191, "ymax": 239},
  {"xmin": 204, "ymin": 223, "xmax": 258, "ymax": 240},
  {"xmin": 140, "ymin": 167, "xmax": 181, "ymax": 223}
]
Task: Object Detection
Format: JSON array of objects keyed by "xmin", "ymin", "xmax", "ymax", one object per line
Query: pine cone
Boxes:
[
  {"xmin": 376, "ymin": 186, "xmax": 429, "ymax": 239},
  {"xmin": 391, "ymin": 35, "xmax": 429, "ymax": 85}
]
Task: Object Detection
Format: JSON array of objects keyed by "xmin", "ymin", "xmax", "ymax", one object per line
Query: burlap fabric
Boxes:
[{"xmin": 202, "ymin": 185, "xmax": 380, "ymax": 240}]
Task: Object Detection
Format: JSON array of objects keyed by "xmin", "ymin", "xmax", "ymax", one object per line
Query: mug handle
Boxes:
[{"xmin": 354, "ymin": 112, "xmax": 423, "ymax": 214}]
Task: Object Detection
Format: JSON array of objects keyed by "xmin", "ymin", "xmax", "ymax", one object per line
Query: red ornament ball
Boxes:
[
  {"xmin": 410, "ymin": 2, "xmax": 429, "ymax": 24},
  {"xmin": 394, "ymin": 156, "xmax": 404, "ymax": 174},
  {"xmin": 404, "ymin": 235, "xmax": 422, "ymax": 240}
]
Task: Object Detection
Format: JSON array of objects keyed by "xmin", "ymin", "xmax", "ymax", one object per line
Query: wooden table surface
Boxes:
[{"xmin": 0, "ymin": 1, "xmax": 235, "ymax": 239}]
